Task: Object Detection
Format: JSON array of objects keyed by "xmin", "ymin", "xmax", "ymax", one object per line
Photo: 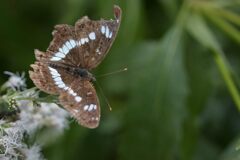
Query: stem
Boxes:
[
  {"xmin": 15, "ymin": 95, "xmax": 58, "ymax": 103},
  {"xmin": 187, "ymin": 1, "xmax": 240, "ymax": 110},
  {"xmin": 212, "ymin": 48, "xmax": 240, "ymax": 110},
  {"xmin": 207, "ymin": 12, "xmax": 240, "ymax": 44},
  {"xmin": 217, "ymin": 9, "xmax": 240, "ymax": 26}
]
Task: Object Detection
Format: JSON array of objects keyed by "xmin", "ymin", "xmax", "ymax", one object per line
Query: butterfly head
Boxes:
[{"xmin": 73, "ymin": 68, "xmax": 96, "ymax": 82}]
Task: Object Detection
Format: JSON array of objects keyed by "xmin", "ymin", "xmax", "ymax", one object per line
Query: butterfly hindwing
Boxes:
[
  {"xmin": 41, "ymin": 65, "xmax": 100, "ymax": 128},
  {"xmin": 29, "ymin": 61, "xmax": 59, "ymax": 94},
  {"xmin": 59, "ymin": 79, "xmax": 100, "ymax": 128}
]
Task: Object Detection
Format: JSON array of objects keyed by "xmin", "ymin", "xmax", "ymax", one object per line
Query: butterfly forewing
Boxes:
[
  {"xmin": 74, "ymin": 10, "xmax": 121, "ymax": 69},
  {"xmin": 29, "ymin": 61, "xmax": 59, "ymax": 94},
  {"xmin": 46, "ymin": 5, "xmax": 121, "ymax": 69},
  {"xmin": 29, "ymin": 5, "xmax": 122, "ymax": 128}
]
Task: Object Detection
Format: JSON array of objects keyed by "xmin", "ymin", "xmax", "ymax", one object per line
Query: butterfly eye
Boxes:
[{"xmin": 73, "ymin": 68, "xmax": 88, "ymax": 78}]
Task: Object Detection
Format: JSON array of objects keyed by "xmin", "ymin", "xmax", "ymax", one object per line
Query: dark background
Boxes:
[{"xmin": 1, "ymin": 0, "xmax": 240, "ymax": 160}]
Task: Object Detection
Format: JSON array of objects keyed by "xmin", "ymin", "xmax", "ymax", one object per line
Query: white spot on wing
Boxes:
[
  {"xmin": 64, "ymin": 87, "xmax": 69, "ymax": 90},
  {"xmin": 58, "ymin": 84, "xmax": 66, "ymax": 88},
  {"xmin": 48, "ymin": 67, "xmax": 79, "ymax": 95},
  {"xmin": 52, "ymin": 74, "xmax": 59, "ymax": 78},
  {"xmin": 80, "ymin": 38, "xmax": 85, "ymax": 45},
  {"xmin": 68, "ymin": 89, "xmax": 74, "ymax": 95},
  {"xmin": 48, "ymin": 67, "xmax": 57, "ymax": 73},
  {"xmin": 77, "ymin": 41, "xmax": 81, "ymax": 46},
  {"xmin": 59, "ymin": 48, "xmax": 64, "ymax": 53},
  {"xmin": 50, "ymin": 56, "xmax": 62, "ymax": 61},
  {"xmin": 75, "ymin": 96, "xmax": 82, "ymax": 102},
  {"xmin": 50, "ymin": 71, "xmax": 60, "ymax": 77},
  {"xmin": 89, "ymin": 32, "xmax": 96, "ymax": 40},
  {"xmin": 101, "ymin": 26, "xmax": 105, "ymax": 34},
  {"xmin": 109, "ymin": 32, "xmax": 113, "ymax": 38},
  {"xmin": 54, "ymin": 77, "xmax": 62, "ymax": 82},
  {"xmin": 88, "ymin": 104, "xmax": 94, "ymax": 111},
  {"xmin": 69, "ymin": 39, "xmax": 76, "ymax": 48},
  {"xmin": 85, "ymin": 38, "xmax": 89, "ymax": 43},
  {"xmin": 84, "ymin": 105, "xmax": 89, "ymax": 111},
  {"xmin": 55, "ymin": 52, "xmax": 65, "ymax": 58},
  {"xmin": 49, "ymin": 70, "xmax": 60, "ymax": 77},
  {"xmin": 93, "ymin": 105, "xmax": 97, "ymax": 110},
  {"xmin": 96, "ymin": 48, "xmax": 101, "ymax": 55},
  {"xmin": 66, "ymin": 41, "xmax": 72, "ymax": 50},
  {"xmin": 55, "ymin": 81, "xmax": 63, "ymax": 85},
  {"xmin": 105, "ymin": 26, "xmax": 110, "ymax": 38},
  {"xmin": 62, "ymin": 45, "xmax": 69, "ymax": 54}
]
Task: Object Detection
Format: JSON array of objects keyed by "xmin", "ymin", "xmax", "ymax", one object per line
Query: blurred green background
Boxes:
[{"xmin": 1, "ymin": 0, "xmax": 240, "ymax": 160}]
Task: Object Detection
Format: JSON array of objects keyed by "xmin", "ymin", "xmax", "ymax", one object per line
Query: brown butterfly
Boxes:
[{"xmin": 29, "ymin": 5, "xmax": 122, "ymax": 128}]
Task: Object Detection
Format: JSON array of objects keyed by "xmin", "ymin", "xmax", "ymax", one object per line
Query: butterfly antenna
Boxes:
[
  {"xmin": 96, "ymin": 67, "xmax": 127, "ymax": 78},
  {"xmin": 95, "ymin": 80, "xmax": 112, "ymax": 111}
]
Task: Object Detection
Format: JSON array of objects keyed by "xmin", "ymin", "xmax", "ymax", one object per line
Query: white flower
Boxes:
[
  {"xmin": 0, "ymin": 97, "xmax": 70, "ymax": 159},
  {"xmin": 0, "ymin": 124, "xmax": 43, "ymax": 160},
  {"xmin": 3, "ymin": 71, "xmax": 26, "ymax": 90},
  {"xmin": 39, "ymin": 103, "xmax": 69, "ymax": 132},
  {"xmin": 0, "ymin": 122, "xmax": 24, "ymax": 159},
  {"xmin": 0, "ymin": 70, "xmax": 70, "ymax": 159},
  {"xmin": 0, "ymin": 100, "xmax": 69, "ymax": 159},
  {"xmin": 18, "ymin": 100, "xmax": 69, "ymax": 135},
  {"xmin": 21, "ymin": 145, "xmax": 43, "ymax": 160},
  {"xmin": 0, "ymin": 119, "xmax": 5, "ymax": 125},
  {"xmin": 0, "ymin": 101, "xmax": 69, "ymax": 159}
]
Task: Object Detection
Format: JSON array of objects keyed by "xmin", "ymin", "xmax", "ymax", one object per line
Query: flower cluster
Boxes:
[
  {"xmin": 3, "ymin": 72, "xmax": 26, "ymax": 91},
  {"xmin": 0, "ymin": 121, "xmax": 43, "ymax": 160},
  {"xmin": 0, "ymin": 72, "xmax": 70, "ymax": 160}
]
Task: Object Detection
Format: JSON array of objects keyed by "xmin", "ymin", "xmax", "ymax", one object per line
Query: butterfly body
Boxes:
[
  {"xmin": 29, "ymin": 5, "xmax": 121, "ymax": 128},
  {"xmin": 48, "ymin": 63, "xmax": 95, "ymax": 82}
]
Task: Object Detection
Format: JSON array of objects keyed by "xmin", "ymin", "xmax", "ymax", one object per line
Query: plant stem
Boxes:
[
  {"xmin": 207, "ymin": 12, "xmax": 240, "ymax": 44},
  {"xmin": 212, "ymin": 48, "xmax": 240, "ymax": 110}
]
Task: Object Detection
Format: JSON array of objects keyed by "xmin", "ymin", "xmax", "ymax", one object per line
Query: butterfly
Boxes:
[{"xmin": 29, "ymin": 5, "xmax": 122, "ymax": 128}]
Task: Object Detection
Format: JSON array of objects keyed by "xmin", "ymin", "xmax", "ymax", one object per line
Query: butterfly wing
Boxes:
[
  {"xmin": 29, "ymin": 5, "xmax": 121, "ymax": 128},
  {"xmin": 59, "ymin": 79, "xmax": 100, "ymax": 128},
  {"xmin": 30, "ymin": 5, "xmax": 121, "ymax": 94},
  {"xmin": 31, "ymin": 62, "xmax": 100, "ymax": 128},
  {"xmin": 29, "ymin": 50, "xmax": 60, "ymax": 94},
  {"xmin": 46, "ymin": 5, "xmax": 122, "ymax": 69},
  {"xmin": 74, "ymin": 5, "xmax": 121, "ymax": 69},
  {"xmin": 46, "ymin": 66, "xmax": 100, "ymax": 128}
]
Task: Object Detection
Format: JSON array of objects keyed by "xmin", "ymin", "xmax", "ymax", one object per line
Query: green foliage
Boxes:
[{"xmin": 0, "ymin": 0, "xmax": 240, "ymax": 160}]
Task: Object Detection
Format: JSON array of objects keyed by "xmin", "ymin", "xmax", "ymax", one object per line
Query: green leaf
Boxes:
[
  {"xmin": 119, "ymin": 0, "xmax": 143, "ymax": 46},
  {"xmin": 118, "ymin": 25, "xmax": 188, "ymax": 160},
  {"xmin": 217, "ymin": 9, "xmax": 240, "ymax": 26},
  {"xmin": 186, "ymin": 14, "xmax": 221, "ymax": 50},
  {"xmin": 186, "ymin": 13, "xmax": 240, "ymax": 111},
  {"xmin": 220, "ymin": 137, "xmax": 240, "ymax": 160},
  {"xmin": 205, "ymin": 10, "xmax": 240, "ymax": 44}
]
